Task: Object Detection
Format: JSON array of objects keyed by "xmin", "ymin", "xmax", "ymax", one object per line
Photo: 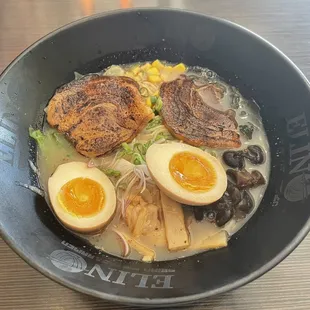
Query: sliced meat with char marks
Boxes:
[
  {"xmin": 47, "ymin": 75, "xmax": 154, "ymax": 157},
  {"xmin": 160, "ymin": 77, "xmax": 241, "ymax": 148}
]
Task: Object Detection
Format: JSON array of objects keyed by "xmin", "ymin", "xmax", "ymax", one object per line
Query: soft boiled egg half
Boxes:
[
  {"xmin": 146, "ymin": 143, "xmax": 227, "ymax": 206},
  {"xmin": 48, "ymin": 161, "xmax": 116, "ymax": 233}
]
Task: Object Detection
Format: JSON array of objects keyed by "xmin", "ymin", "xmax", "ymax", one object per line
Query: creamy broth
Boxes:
[{"xmin": 37, "ymin": 62, "xmax": 270, "ymax": 261}]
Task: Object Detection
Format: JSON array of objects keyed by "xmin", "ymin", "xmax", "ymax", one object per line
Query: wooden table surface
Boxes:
[{"xmin": 1, "ymin": 0, "xmax": 310, "ymax": 309}]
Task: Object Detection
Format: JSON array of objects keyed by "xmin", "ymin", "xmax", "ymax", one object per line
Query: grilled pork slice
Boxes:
[
  {"xmin": 47, "ymin": 75, "xmax": 154, "ymax": 157},
  {"xmin": 160, "ymin": 77, "xmax": 241, "ymax": 148}
]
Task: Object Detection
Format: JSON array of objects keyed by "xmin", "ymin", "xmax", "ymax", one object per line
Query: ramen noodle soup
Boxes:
[{"xmin": 30, "ymin": 60, "xmax": 270, "ymax": 262}]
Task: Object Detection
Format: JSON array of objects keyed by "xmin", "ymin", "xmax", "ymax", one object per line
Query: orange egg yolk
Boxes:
[
  {"xmin": 57, "ymin": 177, "xmax": 105, "ymax": 217},
  {"xmin": 169, "ymin": 151, "xmax": 217, "ymax": 192}
]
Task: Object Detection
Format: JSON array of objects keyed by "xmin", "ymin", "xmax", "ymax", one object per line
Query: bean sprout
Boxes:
[{"xmin": 15, "ymin": 181, "xmax": 44, "ymax": 197}]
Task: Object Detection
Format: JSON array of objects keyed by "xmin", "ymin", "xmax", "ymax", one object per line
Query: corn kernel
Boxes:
[
  {"xmin": 131, "ymin": 66, "xmax": 140, "ymax": 75},
  {"xmin": 146, "ymin": 97, "xmax": 152, "ymax": 107},
  {"xmin": 173, "ymin": 63, "xmax": 186, "ymax": 73},
  {"xmin": 152, "ymin": 59, "xmax": 164, "ymax": 70},
  {"xmin": 164, "ymin": 65, "xmax": 173, "ymax": 72},
  {"xmin": 146, "ymin": 67, "xmax": 160, "ymax": 76},
  {"xmin": 133, "ymin": 75, "xmax": 141, "ymax": 82},
  {"xmin": 137, "ymin": 72, "xmax": 144, "ymax": 80},
  {"xmin": 148, "ymin": 75, "xmax": 162, "ymax": 83},
  {"xmin": 141, "ymin": 63, "xmax": 151, "ymax": 71}
]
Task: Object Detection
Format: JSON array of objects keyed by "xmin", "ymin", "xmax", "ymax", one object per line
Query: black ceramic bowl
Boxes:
[{"xmin": 1, "ymin": 8, "xmax": 310, "ymax": 306}]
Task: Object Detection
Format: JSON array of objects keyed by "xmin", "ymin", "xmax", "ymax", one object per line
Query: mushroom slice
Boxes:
[{"xmin": 227, "ymin": 169, "xmax": 266, "ymax": 189}]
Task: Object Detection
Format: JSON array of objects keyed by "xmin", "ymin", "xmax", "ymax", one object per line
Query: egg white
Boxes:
[
  {"xmin": 146, "ymin": 143, "xmax": 227, "ymax": 206},
  {"xmin": 48, "ymin": 161, "xmax": 116, "ymax": 233}
]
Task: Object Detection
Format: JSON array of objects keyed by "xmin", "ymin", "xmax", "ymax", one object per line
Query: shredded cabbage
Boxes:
[
  {"xmin": 74, "ymin": 71, "xmax": 84, "ymax": 80},
  {"xmin": 104, "ymin": 65, "xmax": 125, "ymax": 76},
  {"xmin": 29, "ymin": 127, "xmax": 68, "ymax": 153}
]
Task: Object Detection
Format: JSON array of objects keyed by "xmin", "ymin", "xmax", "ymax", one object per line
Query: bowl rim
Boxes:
[{"xmin": 1, "ymin": 7, "xmax": 310, "ymax": 306}]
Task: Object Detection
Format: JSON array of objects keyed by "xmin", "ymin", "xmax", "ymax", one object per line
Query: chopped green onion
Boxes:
[
  {"xmin": 117, "ymin": 151, "xmax": 125, "ymax": 159},
  {"xmin": 153, "ymin": 97, "xmax": 163, "ymax": 114},
  {"xmin": 103, "ymin": 169, "xmax": 121, "ymax": 177},
  {"xmin": 119, "ymin": 130, "xmax": 171, "ymax": 165},
  {"xmin": 146, "ymin": 116, "xmax": 162, "ymax": 130},
  {"xmin": 239, "ymin": 122, "xmax": 254, "ymax": 140},
  {"xmin": 150, "ymin": 96, "xmax": 158, "ymax": 104},
  {"xmin": 134, "ymin": 143, "xmax": 147, "ymax": 156},
  {"xmin": 118, "ymin": 142, "xmax": 134, "ymax": 159},
  {"xmin": 29, "ymin": 127, "xmax": 45, "ymax": 148},
  {"xmin": 121, "ymin": 142, "xmax": 133, "ymax": 154},
  {"xmin": 154, "ymin": 131, "xmax": 171, "ymax": 141},
  {"xmin": 209, "ymin": 150, "xmax": 217, "ymax": 157},
  {"xmin": 29, "ymin": 127, "xmax": 68, "ymax": 152},
  {"xmin": 132, "ymin": 153, "xmax": 145, "ymax": 165},
  {"xmin": 144, "ymin": 140, "xmax": 153, "ymax": 149},
  {"xmin": 139, "ymin": 87, "xmax": 149, "ymax": 97},
  {"xmin": 52, "ymin": 131, "xmax": 67, "ymax": 145}
]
